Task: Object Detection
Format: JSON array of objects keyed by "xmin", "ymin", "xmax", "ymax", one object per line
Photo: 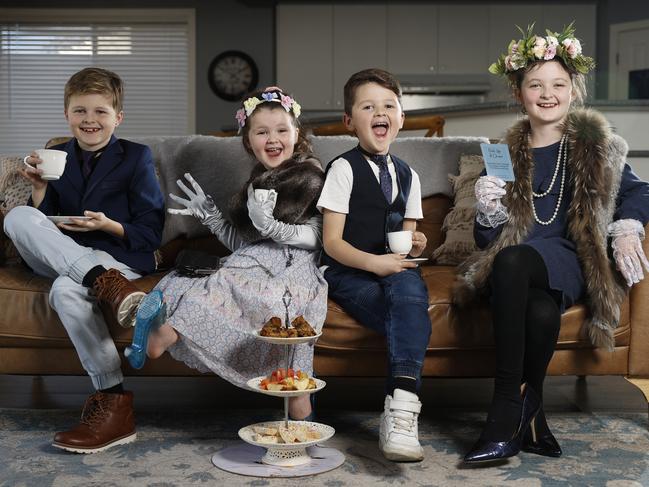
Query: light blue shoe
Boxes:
[{"xmin": 124, "ymin": 290, "xmax": 166, "ymax": 370}]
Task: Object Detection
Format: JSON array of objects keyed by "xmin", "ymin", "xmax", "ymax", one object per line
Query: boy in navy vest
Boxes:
[{"xmin": 317, "ymin": 68, "xmax": 431, "ymax": 461}]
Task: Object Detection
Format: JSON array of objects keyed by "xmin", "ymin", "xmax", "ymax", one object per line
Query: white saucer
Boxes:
[
  {"xmin": 405, "ymin": 257, "xmax": 428, "ymax": 262},
  {"xmin": 47, "ymin": 216, "xmax": 92, "ymax": 224}
]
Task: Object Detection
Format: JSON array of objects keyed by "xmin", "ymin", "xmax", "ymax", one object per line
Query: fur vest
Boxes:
[
  {"xmin": 229, "ymin": 156, "xmax": 325, "ymax": 242},
  {"xmin": 452, "ymin": 109, "xmax": 629, "ymax": 351}
]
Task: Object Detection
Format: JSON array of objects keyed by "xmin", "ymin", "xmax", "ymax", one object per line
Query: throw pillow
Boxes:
[
  {"xmin": 431, "ymin": 154, "xmax": 485, "ymax": 265},
  {"xmin": 0, "ymin": 156, "xmax": 32, "ymax": 262}
]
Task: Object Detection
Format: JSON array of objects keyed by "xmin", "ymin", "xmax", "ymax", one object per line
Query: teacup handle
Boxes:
[{"xmin": 23, "ymin": 155, "xmax": 36, "ymax": 168}]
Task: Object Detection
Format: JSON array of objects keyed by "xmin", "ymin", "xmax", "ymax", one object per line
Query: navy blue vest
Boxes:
[{"xmin": 322, "ymin": 147, "xmax": 412, "ymax": 271}]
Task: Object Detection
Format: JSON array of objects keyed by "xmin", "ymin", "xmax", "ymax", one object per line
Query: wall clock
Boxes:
[{"xmin": 208, "ymin": 50, "xmax": 259, "ymax": 101}]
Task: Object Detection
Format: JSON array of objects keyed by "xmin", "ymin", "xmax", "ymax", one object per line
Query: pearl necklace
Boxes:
[
  {"xmin": 532, "ymin": 134, "xmax": 566, "ymax": 197},
  {"xmin": 531, "ymin": 134, "xmax": 567, "ymax": 226}
]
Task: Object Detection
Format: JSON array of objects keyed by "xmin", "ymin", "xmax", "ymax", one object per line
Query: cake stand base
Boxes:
[{"xmin": 212, "ymin": 443, "xmax": 344, "ymax": 477}]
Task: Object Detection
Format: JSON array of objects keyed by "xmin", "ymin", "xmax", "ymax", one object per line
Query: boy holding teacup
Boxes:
[
  {"xmin": 4, "ymin": 67, "xmax": 164, "ymax": 453},
  {"xmin": 316, "ymin": 68, "xmax": 431, "ymax": 462}
]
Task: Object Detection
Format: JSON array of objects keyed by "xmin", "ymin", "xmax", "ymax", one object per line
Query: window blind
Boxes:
[{"xmin": 0, "ymin": 21, "xmax": 190, "ymax": 154}]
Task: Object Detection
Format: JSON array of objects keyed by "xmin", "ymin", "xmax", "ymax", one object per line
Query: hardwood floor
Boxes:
[{"xmin": 0, "ymin": 374, "xmax": 646, "ymax": 415}]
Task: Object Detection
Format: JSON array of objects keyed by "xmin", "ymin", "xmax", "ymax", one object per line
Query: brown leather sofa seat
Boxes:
[{"xmin": 1, "ymin": 134, "xmax": 648, "ymax": 410}]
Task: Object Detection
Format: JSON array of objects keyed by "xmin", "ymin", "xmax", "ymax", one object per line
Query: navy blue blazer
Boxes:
[{"xmin": 35, "ymin": 136, "xmax": 165, "ymax": 274}]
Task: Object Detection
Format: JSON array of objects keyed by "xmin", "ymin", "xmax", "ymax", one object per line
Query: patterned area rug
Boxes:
[{"xmin": 2, "ymin": 408, "xmax": 649, "ymax": 486}]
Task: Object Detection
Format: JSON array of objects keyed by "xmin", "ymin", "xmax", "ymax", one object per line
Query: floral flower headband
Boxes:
[
  {"xmin": 489, "ymin": 22, "xmax": 595, "ymax": 77},
  {"xmin": 235, "ymin": 90, "xmax": 302, "ymax": 131}
]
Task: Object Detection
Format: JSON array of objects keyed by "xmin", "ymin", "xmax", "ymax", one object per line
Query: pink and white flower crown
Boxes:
[
  {"xmin": 489, "ymin": 22, "xmax": 595, "ymax": 76},
  {"xmin": 235, "ymin": 89, "xmax": 302, "ymax": 131}
]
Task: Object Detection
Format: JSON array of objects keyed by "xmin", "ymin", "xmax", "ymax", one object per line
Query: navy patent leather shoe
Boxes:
[
  {"xmin": 463, "ymin": 437, "xmax": 523, "ymax": 464},
  {"xmin": 522, "ymin": 410, "xmax": 562, "ymax": 457},
  {"xmin": 463, "ymin": 385, "xmax": 542, "ymax": 464}
]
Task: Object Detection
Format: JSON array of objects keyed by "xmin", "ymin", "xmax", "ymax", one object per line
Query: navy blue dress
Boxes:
[{"xmin": 475, "ymin": 141, "xmax": 649, "ymax": 311}]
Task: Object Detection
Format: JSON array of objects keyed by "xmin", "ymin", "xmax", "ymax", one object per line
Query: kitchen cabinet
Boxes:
[
  {"xmin": 276, "ymin": 3, "xmax": 596, "ymax": 110},
  {"xmin": 386, "ymin": 5, "xmax": 438, "ymax": 75},
  {"xmin": 332, "ymin": 5, "xmax": 387, "ymax": 109},
  {"xmin": 276, "ymin": 4, "xmax": 333, "ymax": 109},
  {"xmin": 277, "ymin": 4, "xmax": 386, "ymax": 109},
  {"xmin": 437, "ymin": 5, "xmax": 490, "ymax": 74}
]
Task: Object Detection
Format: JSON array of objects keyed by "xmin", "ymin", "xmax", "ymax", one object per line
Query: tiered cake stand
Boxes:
[
  {"xmin": 212, "ymin": 289, "xmax": 344, "ymax": 476},
  {"xmin": 241, "ymin": 330, "xmax": 332, "ymax": 466}
]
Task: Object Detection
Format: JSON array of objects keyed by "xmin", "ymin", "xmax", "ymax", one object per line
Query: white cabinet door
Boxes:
[
  {"xmin": 386, "ymin": 5, "xmax": 438, "ymax": 75},
  {"xmin": 437, "ymin": 5, "xmax": 489, "ymax": 74},
  {"xmin": 332, "ymin": 5, "xmax": 387, "ymax": 109},
  {"xmin": 277, "ymin": 5, "xmax": 333, "ymax": 109},
  {"xmin": 612, "ymin": 23, "xmax": 649, "ymax": 99}
]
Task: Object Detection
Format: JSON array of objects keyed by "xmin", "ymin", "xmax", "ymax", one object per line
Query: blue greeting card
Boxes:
[{"xmin": 480, "ymin": 143, "xmax": 515, "ymax": 181}]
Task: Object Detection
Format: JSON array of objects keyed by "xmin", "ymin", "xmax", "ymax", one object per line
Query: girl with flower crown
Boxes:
[
  {"xmin": 454, "ymin": 23, "xmax": 649, "ymax": 463},
  {"xmin": 124, "ymin": 88, "xmax": 327, "ymax": 420}
]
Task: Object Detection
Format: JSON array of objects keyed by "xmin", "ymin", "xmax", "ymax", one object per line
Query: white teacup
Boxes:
[
  {"xmin": 24, "ymin": 149, "xmax": 67, "ymax": 180},
  {"xmin": 387, "ymin": 230, "xmax": 413, "ymax": 255}
]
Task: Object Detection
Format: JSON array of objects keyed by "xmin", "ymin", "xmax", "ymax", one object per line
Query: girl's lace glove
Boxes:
[
  {"xmin": 168, "ymin": 173, "xmax": 243, "ymax": 251},
  {"xmin": 475, "ymin": 175, "xmax": 509, "ymax": 228},
  {"xmin": 246, "ymin": 184, "xmax": 322, "ymax": 250},
  {"xmin": 609, "ymin": 218, "xmax": 649, "ymax": 287}
]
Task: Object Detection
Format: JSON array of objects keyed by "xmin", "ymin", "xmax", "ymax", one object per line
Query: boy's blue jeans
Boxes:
[{"xmin": 324, "ymin": 266, "xmax": 431, "ymax": 391}]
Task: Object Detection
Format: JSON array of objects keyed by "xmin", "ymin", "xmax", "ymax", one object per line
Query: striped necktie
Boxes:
[{"xmin": 370, "ymin": 153, "xmax": 392, "ymax": 203}]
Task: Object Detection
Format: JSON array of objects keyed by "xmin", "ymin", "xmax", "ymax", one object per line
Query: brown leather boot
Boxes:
[
  {"xmin": 93, "ymin": 268, "xmax": 145, "ymax": 328},
  {"xmin": 53, "ymin": 391, "xmax": 136, "ymax": 453}
]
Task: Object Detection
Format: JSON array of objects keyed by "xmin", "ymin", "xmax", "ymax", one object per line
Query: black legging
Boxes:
[{"xmin": 485, "ymin": 244, "xmax": 561, "ymax": 439}]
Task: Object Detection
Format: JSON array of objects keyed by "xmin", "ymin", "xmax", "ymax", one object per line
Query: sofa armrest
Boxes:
[{"xmin": 628, "ymin": 223, "xmax": 649, "ymax": 376}]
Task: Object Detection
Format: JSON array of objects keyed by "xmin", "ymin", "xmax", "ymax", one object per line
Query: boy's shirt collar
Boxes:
[
  {"xmin": 356, "ymin": 144, "xmax": 391, "ymax": 165},
  {"xmin": 74, "ymin": 135, "xmax": 118, "ymax": 180},
  {"xmin": 73, "ymin": 134, "xmax": 118, "ymax": 156}
]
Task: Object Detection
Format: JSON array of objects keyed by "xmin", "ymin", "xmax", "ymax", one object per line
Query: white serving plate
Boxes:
[
  {"xmin": 247, "ymin": 376, "xmax": 326, "ymax": 397},
  {"xmin": 254, "ymin": 330, "xmax": 322, "ymax": 345},
  {"xmin": 238, "ymin": 420, "xmax": 335, "ymax": 466}
]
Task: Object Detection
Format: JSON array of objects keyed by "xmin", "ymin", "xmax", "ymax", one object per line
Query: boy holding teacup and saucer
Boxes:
[
  {"xmin": 316, "ymin": 68, "xmax": 431, "ymax": 462},
  {"xmin": 4, "ymin": 67, "xmax": 164, "ymax": 453}
]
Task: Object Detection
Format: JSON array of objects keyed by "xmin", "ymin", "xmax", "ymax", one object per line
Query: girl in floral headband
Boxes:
[
  {"xmin": 125, "ymin": 87, "xmax": 326, "ymax": 421},
  {"xmin": 455, "ymin": 23, "xmax": 649, "ymax": 464}
]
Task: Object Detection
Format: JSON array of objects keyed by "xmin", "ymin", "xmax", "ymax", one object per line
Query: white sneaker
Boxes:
[{"xmin": 379, "ymin": 388, "xmax": 424, "ymax": 461}]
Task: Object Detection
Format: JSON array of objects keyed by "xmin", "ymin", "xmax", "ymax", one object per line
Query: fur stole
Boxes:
[
  {"xmin": 228, "ymin": 156, "xmax": 325, "ymax": 242},
  {"xmin": 452, "ymin": 108, "xmax": 628, "ymax": 350}
]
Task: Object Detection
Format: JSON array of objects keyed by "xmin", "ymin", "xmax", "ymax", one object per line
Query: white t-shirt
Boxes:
[{"xmin": 317, "ymin": 154, "xmax": 423, "ymax": 219}]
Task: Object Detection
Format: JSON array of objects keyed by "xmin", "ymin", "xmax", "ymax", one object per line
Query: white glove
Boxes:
[
  {"xmin": 475, "ymin": 175, "xmax": 509, "ymax": 228},
  {"xmin": 168, "ymin": 173, "xmax": 243, "ymax": 251},
  {"xmin": 246, "ymin": 184, "xmax": 322, "ymax": 250},
  {"xmin": 609, "ymin": 219, "xmax": 649, "ymax": 287}
]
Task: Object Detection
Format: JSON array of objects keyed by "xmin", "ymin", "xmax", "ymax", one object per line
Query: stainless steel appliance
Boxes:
[{"xmin": 398, "ymin": 74, "xmax": 489, "ymax": 110}]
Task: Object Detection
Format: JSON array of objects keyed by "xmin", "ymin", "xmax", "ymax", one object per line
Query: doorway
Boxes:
[{"xmin": 609, "ymin": 20, "xmax": 649, "ymax": 99}]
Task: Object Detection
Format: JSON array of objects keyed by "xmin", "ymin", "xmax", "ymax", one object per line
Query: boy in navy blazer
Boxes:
[{"xmin": 4, "ymin": 67, "xmax": 165, "ymax": 453}]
